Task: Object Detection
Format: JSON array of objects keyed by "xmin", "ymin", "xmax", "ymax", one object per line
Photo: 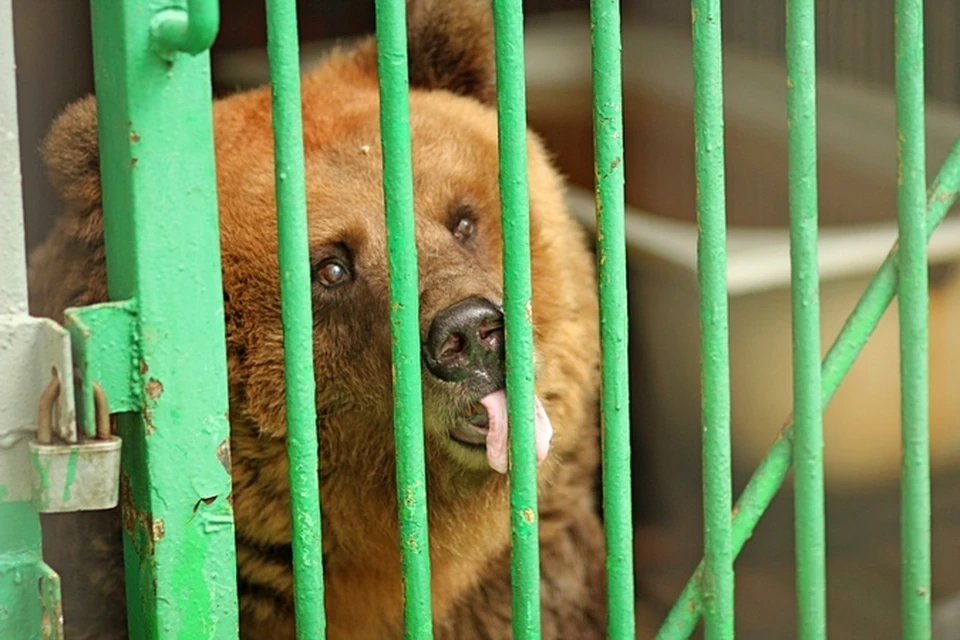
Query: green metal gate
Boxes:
[{"xmin": 1, "ymin": 0, "xmax": 958, "ymax": 638}]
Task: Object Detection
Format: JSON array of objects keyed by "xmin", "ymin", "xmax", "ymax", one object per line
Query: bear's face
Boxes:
[{"xmin": 219, "ymin": 90, "xmax": 568, "ymax": 482}]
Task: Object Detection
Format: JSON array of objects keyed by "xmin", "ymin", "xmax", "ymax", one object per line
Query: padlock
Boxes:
[{"xmin": 29, "ymin": 373, "xmax": 122, "ymax": 513}]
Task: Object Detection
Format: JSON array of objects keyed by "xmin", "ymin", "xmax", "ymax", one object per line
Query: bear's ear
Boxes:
[
  {"xmin": 40, "ymin": 95, "xmax": 102, "ymax": 218},
  {"xmin": 345, "ymin": 0, "xmax": 496, "ymax": 105},
  {"xmin": 404, "ymin": 0, "xmax": 496, "ymax": 105}
]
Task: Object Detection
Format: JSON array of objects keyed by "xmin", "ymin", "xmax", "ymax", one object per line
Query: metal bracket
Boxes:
[
  {"xmin": 0, "ymin": 314, "xmax": 77, "ymax": 503},
  {"xmin": 23, "ymin": 300, "xmax": 139, "ymax": 514},
  {"xmin": 64, "ymin": 300, "xmax": 139, "ymax": 437}
]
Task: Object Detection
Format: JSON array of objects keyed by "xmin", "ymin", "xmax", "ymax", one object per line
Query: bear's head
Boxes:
[{"xmin": 37, "ymin": 0, "xmax": 600, "ymax": 631}]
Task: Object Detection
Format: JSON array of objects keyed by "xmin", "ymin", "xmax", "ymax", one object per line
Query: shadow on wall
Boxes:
[{"xmin": 13, "ymin": 0, "xmax": 94, "ymax": 252}]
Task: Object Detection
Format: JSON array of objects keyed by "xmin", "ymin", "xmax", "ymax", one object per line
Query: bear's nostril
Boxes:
[
  {"xmin": 439, "ymin": 333, "xmax": 466, "ymax": 362},
  {"xmin": 477, "ymin": 320, "xmax": 503, "ymax": 344}
]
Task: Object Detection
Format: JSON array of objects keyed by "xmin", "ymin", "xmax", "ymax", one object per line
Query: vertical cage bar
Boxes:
[
  {"xmin": 89, "ymin": 0, "xmax": 239, "ymax": 634},
  {"xmin": 894, "ymin": 0, "xmax": 932, "ymax": 635},
  {"xmin": 491, "ymin": 0, "xmax": 542, "ymax": 637},
  {"xmin": 785, "ymin": 0, "xmax": 827, "ymax": 636},
  {"xmin": 265, "ymin": 0, "xmax": 327, "ymax": 637},
  {"xmin": 374, "ymin": 0, "xmax": 435, "ymax": 636},
  {"xmin": 589, "ymin": 0, "xmax": 636, "ymax": 637},
  {"xmin": 656, "ymin": 137, "xmax": 960, "ymax": 639},
  {"xmin": 691, "ymin": 0, "xmax": 735, "ymax": 637}
]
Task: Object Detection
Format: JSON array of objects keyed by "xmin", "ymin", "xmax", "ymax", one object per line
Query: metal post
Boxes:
[
  {"xmin": 88, "ymin": 0, "xmax": 238, "ymax": 636},
  {"xmin": 785, "ymin": 0, "xmax": 827, "ymax": 636},
  {"xmin": 590, "ymin": 0, "xmax": 636, "ymax": 637},
  {"xmin": 264, "ymin": 0, "xmax": 327, "ymax": 637},
  {"xmin": 894, "ymin": 0, "xmax": 933, "ymax": 634},
  {"xmin": 375, "ymin": 0, "xmax": 435, "ymax": 637},
  {"xmin": 690, "ymin": 0, "xmax": 735, "ymax": 636},
  {"xmin": 490, "ymin": 0, "xmax": 542, "ymax": 637}
]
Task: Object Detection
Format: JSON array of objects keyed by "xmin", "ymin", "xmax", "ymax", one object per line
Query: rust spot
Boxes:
[
  {"xmin": 522, "ymin": 508, "xmax": 535, "ymax": 524},
  {"xmin": 145, "ymin": 378, "xmax": 163, "ymax": 401},
  {"xmin": 130, "ymin": 131, "xmax": 141, "ymax": 143},
  {"xmin": 130, "ymin": 157, "xmax": 138, "ymax": 168},
  {"xmin": 120, "ymin": 473, "xmax": 155, "ymax": 555},
  {"xmin": 139, "ymin": 359, "xmax": 148, "ymax": 376},
  {"xmin": 609, "ymin": 156, "xmax": 621, "ymax": 171},
  {"xmin": 38, "ymin": 573, "xmax": 63, "ymax": 638},
  {"xmin": 152, "ymin": 519, "xmax": 165, "ymax": 543},
  {"xmin": 143, "ymin": 405, "xmax": 155, "ymax": 435},
  {"xmin": 216, "ymin": 438, "xmax": 232, "ymax": 474},
  {"xmin": 120, "ymin": 474, "xmax": 134, "ymax": 534}
]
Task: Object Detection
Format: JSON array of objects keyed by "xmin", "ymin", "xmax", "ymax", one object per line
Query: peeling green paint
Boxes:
[
  {"xmin": 30, "ymin": 450, "xmax": 53, "ymax": 513},
  {"xmin": 61, "ymin": 449, "xmax": 80, "ymax": 504}
]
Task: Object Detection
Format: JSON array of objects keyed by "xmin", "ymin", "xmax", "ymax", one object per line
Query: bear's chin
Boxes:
[{"xmin": 434, "ymin": 388, "xmax": 555, "ymax": 475}]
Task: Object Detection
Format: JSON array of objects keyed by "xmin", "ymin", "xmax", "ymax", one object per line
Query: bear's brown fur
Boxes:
[{"xmin": 28, "ymin": 0, "xmax": 606, "ymax": 637}]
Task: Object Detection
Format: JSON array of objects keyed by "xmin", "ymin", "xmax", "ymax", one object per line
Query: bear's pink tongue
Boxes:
[{"xmin": 479, "ymin": 389, "xmax": 553, "ymax": 474}]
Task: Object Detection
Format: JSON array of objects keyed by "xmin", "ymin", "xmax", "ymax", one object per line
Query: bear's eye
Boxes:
[
  {"xmin": 453, "ymin": 217, "xmax": 475, "ymax": 242},
  {"xmin": 314, "ymin": 258, "xmax": 350, "ymax": 288}
]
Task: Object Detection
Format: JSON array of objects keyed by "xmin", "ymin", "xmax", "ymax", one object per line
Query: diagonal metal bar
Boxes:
[{"xmin": 656, "ymin": 136, "xmax": 960, "ymax": 640}]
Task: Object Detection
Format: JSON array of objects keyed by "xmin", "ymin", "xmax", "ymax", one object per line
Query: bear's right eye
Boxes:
[{"xmin": 314, "ymin": 257, "xmax": 351, "ymax": 288}]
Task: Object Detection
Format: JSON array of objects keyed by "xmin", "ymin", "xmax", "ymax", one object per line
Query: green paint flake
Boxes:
[{"xmin": 62, "ymin": 448, "xmax": 81, "ymax": 504}]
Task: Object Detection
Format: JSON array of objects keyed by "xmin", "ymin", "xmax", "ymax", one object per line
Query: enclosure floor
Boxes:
[{"xmin": 632, "ymin": 470, "xmax": 960, "ymax": 639}]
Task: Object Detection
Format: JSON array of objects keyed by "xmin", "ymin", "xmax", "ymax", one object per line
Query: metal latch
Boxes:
[{"xmin": 28, "ymin": 369, "xmax": 121, "ymax": 513}]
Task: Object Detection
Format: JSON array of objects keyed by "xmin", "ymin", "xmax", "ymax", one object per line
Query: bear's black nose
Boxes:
[{"xmin": 423, "ymin": 296, "xmax": 504, "ymax": 384}]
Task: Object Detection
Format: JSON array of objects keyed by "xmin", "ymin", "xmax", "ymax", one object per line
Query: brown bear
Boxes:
[{"xmin": 28, "ymin": 0, "xmax": 607, "ymax": 637}]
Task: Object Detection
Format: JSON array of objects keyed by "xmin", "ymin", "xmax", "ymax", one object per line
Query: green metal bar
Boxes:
[
  {"xmin": 491, "ymin": 0, "xmax": 541, "ymax": 637},
  {"xmin": 150, "ymin": 0, "xmax": 219, "ymax": 56},
  {"xmin": 785, "ymin": 0, "xmax": 827, "ymax": 636},
  {"xmin": 656, "ymin": 137, "xmax": 960, "ymax": 640},
  {"xmin": 0, "ymin": 503, "xmax": 46, "ymax": 638},
  {"xmin": 374, "ymin": 0, "xmax": 434, "ymax": 636},
  {"xmin": 265, "ymin": 0, "xmax": 326, "ymax": 637},
  {"xmin": 894, "ymin": 0, "xmax": 933, "ymax": 634},
  {"xmin": 691, "ymin": 0, "xmax": 735, "ymax": 636},
  {"xmin": 89, "ymin": 1, "xmax": 238, "ymax": 636},
  {"xmin": 589, "ymin": 1, "xmax": 635, "ymax": 638}
]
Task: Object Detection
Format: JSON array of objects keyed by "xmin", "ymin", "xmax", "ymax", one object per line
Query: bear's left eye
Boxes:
[
  {"xmin": 314, "ymin": 258, "xmax": 351, "ymax": 288},
  {"xmin": 453, "ymin": 217, "xmax": 475, "ymax": 242}
]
